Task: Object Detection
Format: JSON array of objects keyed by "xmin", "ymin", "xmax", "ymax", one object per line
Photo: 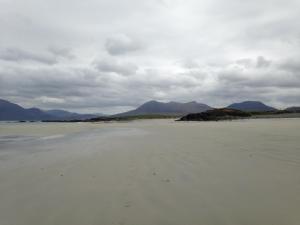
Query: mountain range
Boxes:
[
  {"xmin": 114, "ymin": 100, "xmax": 212, "ymax": 117},
  {"xmin": 114, "ymin": 100, "xmax": 281, "ymax": 116},
  {"xmin": 227, "ymin": 101, "xmax": 277, "ymax": 112},
  {"xmin": 1, "ymin": 98, "xmax": 298, "ymax": 121},
  {"xmin": 0, "ymin": 99, "xmax": 97, "ymax": 121}
]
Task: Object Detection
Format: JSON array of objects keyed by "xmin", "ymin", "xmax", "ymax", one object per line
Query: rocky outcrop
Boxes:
[
  {"xmin": 285, "ymin": 107, "xmax": 300, "ymax": 113},
  {"xmin": 178, "ymin": 108, "xmax": 251, "ymax": 121}
]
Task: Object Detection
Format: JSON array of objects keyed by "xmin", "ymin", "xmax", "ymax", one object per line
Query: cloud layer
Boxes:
[{"xmin": 0, "ymin": 0, "xmax": 299, "ymax": 113}]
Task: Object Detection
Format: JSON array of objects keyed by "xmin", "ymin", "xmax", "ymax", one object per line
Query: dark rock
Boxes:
[
  {"xmin": 178, "ymin": 108, "xmax": 251, "ymax": 121},
  {"xmin": 285, "ymin": 107, "xmax": 300, "ymax": 113}
]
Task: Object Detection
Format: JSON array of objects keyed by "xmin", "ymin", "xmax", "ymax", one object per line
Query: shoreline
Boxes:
[{"xmin": 0, "ymin": 112, "xmax": 300, "ymax": 124}]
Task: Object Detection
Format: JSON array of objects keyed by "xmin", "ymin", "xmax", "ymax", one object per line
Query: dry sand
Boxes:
[{"xmin": 0, "ymin": 119, "xmax": 300, "ymax": 225}]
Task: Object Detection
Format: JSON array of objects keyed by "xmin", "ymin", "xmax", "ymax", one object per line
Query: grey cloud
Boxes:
[
  {"xmin": 1, "ymin": 55, "xmax": 300, "ymax": 113},
  {"xmin": 48, "ymin": 46, "xmax": 75, "ymax": 59},
  {"xmin": 0, "ymin": 47, "xmax": 57, "ymax": 64},
  {"xmin": 279, "ymin": 59, "xmax": 300, "ymax": 73},
  {"xmin": 0, "ymin": 64, "xmax": 144, "ymax": 112},
  {"xmin": 94, "ymin": 58, "xmax": 138, "ymax": 76},
  {"xmin": 236, "ymin": 58, "xmax": 254, "ymax": 68},
  {"xmin": 105, "ymin": 34, "xmax": 142, "ymax": 55},
  {"xmin": 0, "ymin": 0, "xmax": 300, "ymax": 112},
  {"xmin": 256, "ymin": 56, "xmax": 271, "ymax": 68},
  {"xmin": 219, "ymin": 61, "xmax": 300, "ymax": 89},
  {"xmin": 276, "ymin": 93, "xmax": 300, "ymax": 105},
  {"xmin": 235, "ymin": 57, "xmax": 272, "ymax": 69},
  {"xmin": 180, "ymin": 59, "xmax": 200, "ymax": 69}
]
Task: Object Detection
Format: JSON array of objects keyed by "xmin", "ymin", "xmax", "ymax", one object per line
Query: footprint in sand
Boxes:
[
  {"xmin": 124, "ymin": 201, "xmax": 132, "ymax": 208},
  {"xmin": 161, "ymin": 178, "xmax": 171, "ymax": 183}
]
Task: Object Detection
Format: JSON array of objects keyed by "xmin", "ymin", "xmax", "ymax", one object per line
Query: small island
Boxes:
[
  {"xmin": 178, "ymin": 108, "xmax": 251, "ymax": 121},
  {"xmin": 178, "ymin": 108, "xmax": 300, "ymax": 121}
]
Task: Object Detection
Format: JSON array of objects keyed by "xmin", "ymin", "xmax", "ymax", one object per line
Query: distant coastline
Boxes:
[
  {"xmin": 41, "ymin": 110, "xmax": 300, "ymax": 123},
  {"xmin": 1, "ymin": 98, "xmax": 300, "ymax": 122},
  {"xmin": 178, "ymin": 109, "xmax": 300, "ymax": 122}
]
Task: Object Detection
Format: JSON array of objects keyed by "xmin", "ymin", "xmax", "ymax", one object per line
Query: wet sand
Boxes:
[{"xmin": 0, "ymin": 119, "xmax": 300, "ymax": 225}]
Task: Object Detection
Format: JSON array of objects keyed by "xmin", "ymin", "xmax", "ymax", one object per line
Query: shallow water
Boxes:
[{"xmin": 0, "ymin": 119, "xmax": 299, "ymax": 225}]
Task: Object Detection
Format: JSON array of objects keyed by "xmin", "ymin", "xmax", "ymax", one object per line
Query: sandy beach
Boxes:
[{"xmin": 0, "ymin": 119, "xmax": 300, "ymax": 225}]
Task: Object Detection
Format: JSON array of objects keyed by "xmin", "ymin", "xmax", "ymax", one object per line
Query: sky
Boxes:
[{"xmin": 0, "ymin": 0, "xmax": 300, "ymax": 114}]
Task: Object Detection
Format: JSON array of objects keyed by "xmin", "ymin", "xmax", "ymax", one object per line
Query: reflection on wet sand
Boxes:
[{"xmin": 0, "ymin": 119, "xmax": 300, "ymax": 225}]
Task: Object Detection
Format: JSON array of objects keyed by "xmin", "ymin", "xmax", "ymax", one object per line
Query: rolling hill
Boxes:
[
  {"xmin": 227, "ymin": 101, "xmax": 277, "ymax": 112},
  {"xmin": 0, "ymin": 99, "xmax": 54, "ymax": 121},
  {"xmin": 0, "ymin": 99, "xmax": 98, "ymax": 121},
  {"xmin": 285, "ymin": 107, "xmax": 300, "ymax": 113},
  {"xmin": 114, "ymin": 100, "xmax": 212, "ymax": 117}
]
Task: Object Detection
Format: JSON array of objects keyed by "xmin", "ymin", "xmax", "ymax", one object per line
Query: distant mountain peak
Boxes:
[
  {"xmin": 0, "ymin": 99, "xmax": 54, "ymax": 121},
  {"xmin": 227, "ymin": 101, "xmax": 276, "ymax": 112},
  {"xmin": 0, "ymin": 99, "xmax": 10, "ymax": 103},
  {"xmin": 144, "ymin": 100, "xmax": 158, "ymax": 103},
  {"xmin": 115, "ymin": 100, "xmax": 212, "ymax": 116},
  {"xmin": 0, "ymin": 99, "xmax": 99, "ymax": 121}
]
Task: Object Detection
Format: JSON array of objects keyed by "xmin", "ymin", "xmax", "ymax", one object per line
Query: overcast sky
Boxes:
[{"xmin": 0, "ymin": 0, "xmax": 300, "ymax": 113}]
